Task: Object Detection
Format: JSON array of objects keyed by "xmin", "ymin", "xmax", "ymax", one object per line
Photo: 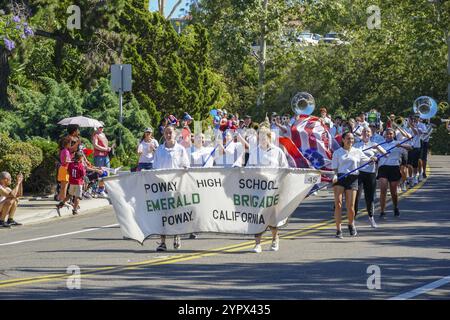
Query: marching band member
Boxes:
[
  {"xmin": 420, "ymin": 119, "xmax": 433, "ymax": 179},
  {"xmin": 348, "ymin": 118, "xmax": 362, "ymax": 143},
  {"xmin": 189, "ymin": 133, "xmax": 214, "ymax": 168},
  {"xmin": 369, "ymin": 123, "xmax": 385, "ymax": 144},
  {"xmin": 320, "ymin": 107, "xmax": 333, "ymax": 129},
  {"xmin": 332, "ymin": 132, "xmax": 377, "ymax": 238},
  {"xmin": 377, "ymin": 128, "xmax": 412, "ymax": 219},
  {"xmin": 393, "ymin": 117, "xmax": 410, "ymax": 192},
  {"xmin": 416, "ymin": 118, "xmax": 428, "ymax": 181},
  {"xmin": 354, "ymin": 128, "xmax": 387, "ymax": 228},
  {"xmin": 214, "ymin": 130, "xmax": 244, "ymax": 168},
  {"xmin": 405, "ymin": 114, "xmax": 424, "ymax": 186},
  {"xmin": 247, "ymin": 127, "xmax": 289, "ymax": 253},
  {"xmin": 153, "ymin": 125, "xmax": 190, "ymax": 252}
]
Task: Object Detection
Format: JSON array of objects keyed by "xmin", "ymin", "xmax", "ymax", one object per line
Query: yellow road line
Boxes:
[{"xmin": 0, "ymin": 169, "xmax": 430, "ymax": 289}]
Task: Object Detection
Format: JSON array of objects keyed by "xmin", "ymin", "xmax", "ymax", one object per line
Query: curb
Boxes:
[{"xmin": 16, "ymin": 198, "xmax": 112, "ymax": 225}]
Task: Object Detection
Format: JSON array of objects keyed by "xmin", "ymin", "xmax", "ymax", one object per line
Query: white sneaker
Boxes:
[
  {"xmin": 271, "ymin": 238, "xmax": 279, "ymax": 251},
  {"xmin": 173, "ymin": 235, "xmax": 181, "ymax": 250},
  {"xmin": 401, "ymin": 183, "xmax": 407, "ymax": 192},
  {"xmin": 413, "ymin": 177, "xmax": 418, "ymax": 186},
  {"xmin": 418, "ymin": 175, "xmax": 422, "ymax": 182},
  {"xmin": 369, "ymin": 217, "xmax": 378, "ymax": 228},
  {"xmin": 252, "ymin": 244, "xmax": 262, "ymax": 253}
]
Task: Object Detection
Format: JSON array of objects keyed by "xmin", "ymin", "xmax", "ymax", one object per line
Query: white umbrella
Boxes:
[{"xmin": 58, "ymin": 116, "xmax": 103, "ymax": 128}]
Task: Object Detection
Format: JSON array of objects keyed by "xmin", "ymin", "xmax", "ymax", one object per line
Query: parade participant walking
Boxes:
[
  {"xmin": 332, "ymin": 132, "xmax": 377, "ymax": 238},
  {"xmin": 56, "ymin": 152, "xmax": 86, "ymax": 215},
  {"xmin": 92, "ymin": 124, "xmax": 113, "ymax": 169},
  {"xmin": 189, "ymin": 133, "xmax": 214, "ymax": 168},
  {"xmin": 247, "ymin": 128, "xmax": 289, "ymax": 253},
  {"xmin": 137, "ymin": 127, "xmax": 159, "ymax": 171},
  {"xmin": 153, "ymin": 125, "xmax": 190, "ymax": 251},
  {"xmin": 420, "ymin": 119, "xmax": 433, "ymax": 179},
  {"xmin": 354, "ymin": 128, "xmax": 386, "ymax": 228},
  {"xmin": 214, "ymin": 130, "xmax": 244, "ymax": 168},
  {"xmin": 378, "ymin": 128, "xmax": 412, "ymax": 219},
  {"xmin": 0, "ymin": 172, "xmax": 23, "ymax": 228}
]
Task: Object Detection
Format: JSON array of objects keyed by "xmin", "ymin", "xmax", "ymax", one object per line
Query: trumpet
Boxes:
[
  {"xmin": 388, "ymin": 116, "xmax": 412, "ymax": 140},
  {"xmin": 394, "ymin": 116, "xmax": 406, "ymax": 127}
]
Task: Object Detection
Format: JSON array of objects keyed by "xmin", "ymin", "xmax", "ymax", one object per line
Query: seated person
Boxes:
[{"xmin": 0, "ymin": 171, "xmax": 24, "ymax": 228}]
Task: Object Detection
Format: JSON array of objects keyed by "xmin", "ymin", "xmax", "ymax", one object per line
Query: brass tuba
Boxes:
[
  {"xmin": 413, "ymin": 96, "xmax": 438, "ymax": 119},
  {"xmin": 291, "ymin": 92, "xmax": 315, "ymax": 115}
]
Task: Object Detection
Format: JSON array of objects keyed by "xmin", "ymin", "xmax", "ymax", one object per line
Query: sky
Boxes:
[{"xmin": 149, "ymin": 0, "xmax": 191, "ymax": 18}]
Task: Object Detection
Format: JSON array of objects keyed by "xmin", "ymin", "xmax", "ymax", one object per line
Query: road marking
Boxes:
[
  {"xmin": 0, "ymin": 168, "xmax": 430, "ymax": 289},
  {"xmin": 389, "ymin": 276, "xmax": 450, "ymax": 300},
  {"xmin": 0, "ymin": 224, "xmax": 119, "ymax": 247}
]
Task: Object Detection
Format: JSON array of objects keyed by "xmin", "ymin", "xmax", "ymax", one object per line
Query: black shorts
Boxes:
[
  {"xmin": 421, "ymin": 141, "xmax": 429, "ymax": 162},
  {"xmin": 335, "ymin": 174, "xmax": 359, "ymax": 191},
  {"xmin": 377, "ymin": 165, "xmax": 401, "ymax": 182},
  {"xmin": 401, "ymin": 151, "xmax": 408, "ymax": 166},
  {"xmin": 407, "ymin": 148, "xmax": 420, "ymax": 168}
]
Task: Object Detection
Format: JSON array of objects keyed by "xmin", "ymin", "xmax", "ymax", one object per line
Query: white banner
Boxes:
[{"xmin": 104, "ymin": 167, "xmax": 320, "ymax": 244}]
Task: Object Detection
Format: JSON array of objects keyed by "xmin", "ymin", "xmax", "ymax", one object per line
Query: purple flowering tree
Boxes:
[{"xmin": 0, "ymin": 11, "xmax": 33, "ymax": 108}]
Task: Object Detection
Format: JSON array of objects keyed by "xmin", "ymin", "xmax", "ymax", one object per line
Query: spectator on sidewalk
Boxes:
[
  {"xmin": 57, "ymin": 137, "xmax": 72, "ymax": 201},
  {"xmin": 92, "ymin": 124, "xmax": 113, "ymax": 168},
  {"xmin": 137, "ymin": 127, "xmax": 159, "ymax": 171},
  {"xmin": 0, "ymin": 171, "xmax": 24, "ymax": 228},
  {"xmin": 56, "ymin": 152, "xmax": 86, "ymax": 215}
]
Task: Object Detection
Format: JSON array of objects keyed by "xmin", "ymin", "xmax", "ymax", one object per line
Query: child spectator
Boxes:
[
  {"xmin": 56, "ymin": 152, "xmax": 86, "ymax": 215},
  {"xmin": 57, "ymin": 137, "xmax": 72, "ymax": 201}
]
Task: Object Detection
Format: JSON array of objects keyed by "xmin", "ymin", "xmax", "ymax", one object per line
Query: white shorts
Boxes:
[{"xmin": 68, "ymin": 185, "xmax": 83, "ymax": 199}]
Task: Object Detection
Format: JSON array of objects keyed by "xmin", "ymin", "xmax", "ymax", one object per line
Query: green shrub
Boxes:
[
  {"xmin": 27, "ymin": 138, "xmax": 60, "ymax": 194},
  {"xmin": 8, "ymin": 141, "xmax": 43, "ymax": 169},
  {"xmin": 429, "ymin": 125, "xmax": 450, "ymax": 155},
  {"xmin": 0, "ymin": 154, "xmax": 33, "ymax": 186},
  {"xmin": 0, "ymin": 133, "xmax": 14, "ymax": 158}
]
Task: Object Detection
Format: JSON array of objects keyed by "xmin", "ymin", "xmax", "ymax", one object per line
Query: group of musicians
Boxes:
[{"xmin": 328, "ymin": 110, "xmax": 433, "ymax": 239}]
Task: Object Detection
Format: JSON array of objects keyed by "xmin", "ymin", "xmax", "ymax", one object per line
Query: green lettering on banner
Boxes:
[
  {"xmin": 266, "ymin": 196, "xmax": 273, "ymax": 207},
  {"xmin": 146, "ymin": 200, "xmax": 153, "ymax": 212},
  {"xmin": 242, "ymin": 195, "xmax": 249, "ymax": 207},
  {"xmin": 251, "ymin": 196, "xmax": 258, "ymax": 207},
  {"xmin": 259, "ymin": 198, "xmax": 265, "ymax": 208},
  {"xmin": 233, "ymin": 194, "xmax": 240, "ymax": 206},
  {"xmin": 168, "ymin": 197, "xmax": 175, "ymax": 209},
  {"xmin": 177, "ymin": 197, "xmax": 183, "ymax": 207},
  {"xmin": 160, "ymin": 198, "xmax": 167, "ymax": 210},
  {"xmin": 192, "ymin": 193, "xmax": 200, "ymax": 204},
  {"xmin": 151, "ymin": 199, "xmax": 160, "ymax": 211},
  {"xmin": 274, "ymin": 194, "xmax": 280, "ymax": 205},
  {"xmin": 183, "ymin": 194, "xmax": 192, "ymax": 206}
]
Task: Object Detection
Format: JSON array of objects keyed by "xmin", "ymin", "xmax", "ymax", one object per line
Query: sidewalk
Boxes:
[{"xmin": 14, "ymin": 195, "xmax": 112, "ymax": 225}]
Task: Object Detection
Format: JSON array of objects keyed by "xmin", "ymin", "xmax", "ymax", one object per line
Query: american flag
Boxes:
[{"xmin": 291, "ymin": 115, "xmax": 334, "ymax": 170}]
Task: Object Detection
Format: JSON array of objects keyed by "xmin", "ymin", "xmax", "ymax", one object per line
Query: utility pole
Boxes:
[{"xmin": 257, "ymin": 0, "xmax": 269, "ymax": 110}]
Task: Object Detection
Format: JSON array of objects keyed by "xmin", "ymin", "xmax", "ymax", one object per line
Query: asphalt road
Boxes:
[{"xmin": 0, "ymin": 155, "xmax": 449, "ymax": 300}]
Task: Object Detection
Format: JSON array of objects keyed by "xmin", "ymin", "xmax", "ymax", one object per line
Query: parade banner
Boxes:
[{"xmin": 104, "ymin": 167, "xmax": 321, "ymax": 244}]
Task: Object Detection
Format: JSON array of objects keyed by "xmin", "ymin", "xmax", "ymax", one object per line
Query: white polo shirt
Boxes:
[
  {"xmin": 247, "ymin": 145, "xmax": 289, "ymax": 168},
  {"xmin": 189, "ymin": 146, "xmax": 214, "ymax": 168},
  {"xmin": 153, "ymin": 142, "xmax": 190, "ymax": 169},
  {"xmin": 378, "ymin": 140, "xmax": 404, "ymax": 167},
  {"xmin": 353, "ymin": 141, "xmax": 379, "ymax": 173},
  {"xmin": 214, "ymin": 141, "xmax": 244, "ymax": 167},
  {"xmin": 332, "ymin": 147, "xmax": 371, "ymax": 175}
]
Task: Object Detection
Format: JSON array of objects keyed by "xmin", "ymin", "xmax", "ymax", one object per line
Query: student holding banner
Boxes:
[
  {"xmin": 153, "ymin": 125, "xmax": 190, "ymax": 251},
  {"xmin": 246, "ymin": 128, "xmax": 289, "ymax": 253},
  {"xmin": 331, "ymin": 132, "xmax": 377, "ymax": 239},
  {"xmin": 214, "ymin": 130, "xmax": 244, "ymax": 168}
]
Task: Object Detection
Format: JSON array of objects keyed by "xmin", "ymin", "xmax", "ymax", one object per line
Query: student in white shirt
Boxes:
[
  {"xmin": 246, "ymin": 128, "xmax": 289, "ymax": 253},
  {"xmin": 405, "ymin": 115, "xmax": 424, "ymax": 186},
  {"xmin": 137, "ymin": 128, "xmax": 159, "ymax": 171},
  {"xmin": 419, "ymin": 119, "xmax": 432, "ymax": 179},
  {"xmin": 331, "ymin": 132, "xmax": 377, "ymax": 239},
  {"xmin": 377, "ymin": 128, "xmax": 412, "ymax": 219},
  {"xmin": 354, "ymin": 128, "xmax": 386, "ymax": 228},
  {"xmin": 153, "ymin": 125, "xmax": 190, "ymax": 252},
  {"xmin": 214, "ymin": 130, "xmax": 244, "ymax": 167},
  {"xmin": 189, "ymin": 133, "xmax": 214, "ymax": 168}
]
